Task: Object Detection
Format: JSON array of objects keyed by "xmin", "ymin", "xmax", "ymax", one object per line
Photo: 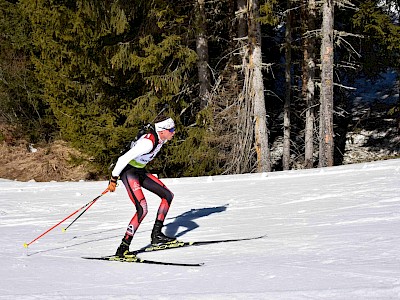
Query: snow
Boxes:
[
  {"xmin": 1, "ymin": 159, "xmax": 400, "ymax": 299},
  {"xmin": 353, "ymin": 69, "xmax": 399, "ymax": 106}
]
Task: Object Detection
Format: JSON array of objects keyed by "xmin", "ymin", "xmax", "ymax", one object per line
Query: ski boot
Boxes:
[
  {"xmin": 115, "ymin": 239, "xmax": 130, "ymax": 257},
  {"xmin": 151, "ymin": 220, "xmax": 176, "ymax": 245}
]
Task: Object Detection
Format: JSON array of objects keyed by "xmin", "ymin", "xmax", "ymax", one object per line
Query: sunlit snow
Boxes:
[{"xmin": 1, "ymin": 159, "xmax": 400, "ymax": 299}]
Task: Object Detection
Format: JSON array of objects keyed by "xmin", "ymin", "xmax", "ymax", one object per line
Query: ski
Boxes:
[
  {"xmin": 130, "ymin": 234, "xmax": 267, "ymax": 255},
  {"xmin": 82, "ymin": 234, "xmax": 266, "ymax": 266},
  {"xmin": 82, "ymin": 254, "xmax": 204, "ymax": 267}
]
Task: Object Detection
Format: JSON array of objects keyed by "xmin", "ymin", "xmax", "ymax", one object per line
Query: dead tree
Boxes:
[{"xmin": 319, "ymin": 0, "xmax": 335, "ymax": 167}]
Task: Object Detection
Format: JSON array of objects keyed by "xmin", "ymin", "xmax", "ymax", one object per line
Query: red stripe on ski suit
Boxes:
[{"xmin": 120, "ymin": 167, "xmax": 173, "ymax": 240}]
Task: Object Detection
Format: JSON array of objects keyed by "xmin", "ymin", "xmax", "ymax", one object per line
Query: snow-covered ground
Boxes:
[{"xmin": 1, "ymin": 159, "xmax": 400, "ymax": 299}]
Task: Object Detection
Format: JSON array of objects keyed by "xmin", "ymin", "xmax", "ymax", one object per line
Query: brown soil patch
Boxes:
[{"xmin": 0, "ymin": 139, "xmax": 93, "ymax": 182}]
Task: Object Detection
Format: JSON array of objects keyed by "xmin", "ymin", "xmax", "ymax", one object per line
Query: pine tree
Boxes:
[
  {"xmin": 195, "ymin": 0, "xmax": 211, "ymax": 109},
  {"xmin": 283, "ymin": 0, "xmax": 293, "ymax": 170},
  {"xmin": 302, "ymin": 0, "xmax": 317, "ymax": 169},
  {"xmin": 0, "ymin": 0, "xmax": 53, "ymax": 141},
  {"xmin": 18, "ymin": 0, "xmax": 207, "ymax": 176},
  {"xmin": 352, "ymin": 0, "xmax": 400, "ymax": 74},
  {"xmin": 248, "ymin": 0, "xmax": 271, "ymax": 172},
  {"xmin": 319, "ymin": 0, "xmax": 335, "ymax": 167}
]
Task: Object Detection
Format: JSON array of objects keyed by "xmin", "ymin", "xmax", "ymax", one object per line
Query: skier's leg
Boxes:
[
  {"xmin": 116, "ymin": 171, "xmax": 148, "ymax": 255},
  {"xmin": 142, "ymin": 173, "xmax": 174, "ymax": 222},
  {"xmin": 142, "ymin": 173, "xmax": 176, "ymax": 244}
]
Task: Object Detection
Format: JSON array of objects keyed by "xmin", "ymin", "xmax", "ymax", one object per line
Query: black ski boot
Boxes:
[
  {"xmin": 151, "ymin": 220, "xmax": 176, "ymax": 245},
  {"xmin": 115, "ymin": 239, "xmax": 130, "ymax": 257}
]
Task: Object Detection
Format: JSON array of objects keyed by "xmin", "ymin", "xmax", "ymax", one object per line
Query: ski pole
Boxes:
[
  {"xmin": 23, "ymin": 189, "xmax": 108, "ymax": 248},
  {"xmin": 62, "ymin": 189, "xmax": 108, "ymax": 232}
]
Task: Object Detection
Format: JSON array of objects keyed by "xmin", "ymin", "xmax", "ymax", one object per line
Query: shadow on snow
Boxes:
[
  {"xmin": 26, "ymin": 204, "xmax": 229, "ymax": 256},
  {"xmin": 165, "ymin": 204, "xmax": 229, "ymax": 238}
]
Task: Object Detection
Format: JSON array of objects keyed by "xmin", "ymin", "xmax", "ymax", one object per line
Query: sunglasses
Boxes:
[{"xmin": 163, "ymin": 127, "xmax": 175, "ymax": 133}]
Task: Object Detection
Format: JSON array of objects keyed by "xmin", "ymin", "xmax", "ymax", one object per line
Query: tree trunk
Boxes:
[
  {"xmin": 303, "ymin": 0, "xmax": 317, "ymax": 169},
  {"xmin": 283, "ymin": 1, "xmax": 292, "ymax": 170},
  {"xmin": 248, "ymin": 0, "xmax": 270, "ymax": 172},
  {"xmin": 319, "ymin": 0, "xmax": 334, "ymax": 167},
  {"xmin": 196, "ymin": 0, "xmax": 211, "ymax": 109},
  {"xmin": 237, "ymin": 0, "xmax": 248, "ymax": 39}
]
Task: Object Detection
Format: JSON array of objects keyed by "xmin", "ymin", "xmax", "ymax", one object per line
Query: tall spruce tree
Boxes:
[
  {"xmin": 302, "ymin": 0, "xmax": 317, "ymax": 169},
  {"xmin": 319, "ymin": 0, "xmax": 335, "ymax": 167},
  {"xmin": 352, "ymin": 0, "xmax": 400, "ymax": 74},
  {"xmin": 0, "ymin": 0, "xmax": 52, "ymax": 141},
  {"xmin": 18, "ymin": 0, "xmax": 218, "ymax": 177},
  {"xmin": 4, "ymin": 0, "xmax": 399, "ymax": 178}
]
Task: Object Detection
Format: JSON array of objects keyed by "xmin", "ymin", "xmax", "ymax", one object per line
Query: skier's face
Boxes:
[{"xmin": 160, "ymin": 128, "xmax": 175, "ymax": 141}]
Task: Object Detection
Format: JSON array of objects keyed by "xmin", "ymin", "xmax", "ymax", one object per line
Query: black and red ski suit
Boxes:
[{"xmin": 111, "ymin": 132, "xmax": 173, "ymax": 242}]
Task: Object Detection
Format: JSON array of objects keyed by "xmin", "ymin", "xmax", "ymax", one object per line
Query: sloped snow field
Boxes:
[{"xmin": 1, "ymin": 159, "xmax": 400, "ymax": 299}]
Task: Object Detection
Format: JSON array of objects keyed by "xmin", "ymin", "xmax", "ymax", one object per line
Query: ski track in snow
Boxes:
[{"xmin": 0, "ymin": 159, "xmax": 400, "ymax": 299}]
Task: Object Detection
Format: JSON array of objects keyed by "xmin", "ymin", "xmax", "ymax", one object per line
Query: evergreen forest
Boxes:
[{"xmin": 1, "ymin": 0, "xmax": 399, "ymax": 178}]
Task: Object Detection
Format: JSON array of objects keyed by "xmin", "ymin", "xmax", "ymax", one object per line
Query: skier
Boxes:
[{"xmin": 107, "ymin": 115, "xmax": 177, "ymax": 257}]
